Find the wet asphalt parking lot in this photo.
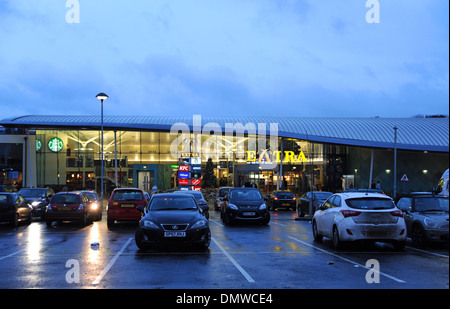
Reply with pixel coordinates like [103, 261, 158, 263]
[0, 209, 448, 290]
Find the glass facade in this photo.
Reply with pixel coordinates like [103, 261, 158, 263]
[0, 128, 439, 197]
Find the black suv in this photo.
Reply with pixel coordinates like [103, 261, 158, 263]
[18, 187, 54, 220]
[221, 188, 270, 225]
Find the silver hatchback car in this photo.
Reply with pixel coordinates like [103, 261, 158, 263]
[396, 193, 449, 246]
[312, 192, 407, 250]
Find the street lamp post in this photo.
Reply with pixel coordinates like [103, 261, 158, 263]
[393, 126, 398, 198]
[96, 93, 108, 204]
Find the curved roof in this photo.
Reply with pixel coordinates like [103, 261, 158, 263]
[0, 115, 448, 152]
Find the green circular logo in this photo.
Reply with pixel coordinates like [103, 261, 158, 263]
[48, 137, 63, 152]
[36, 139, 42, 152]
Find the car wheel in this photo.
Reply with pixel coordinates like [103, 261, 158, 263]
[199, 228, 211, 251]
[332, 226, 342, 249]
[135, 227, 151, 251]
[412, 224, 426, 247]
[46, 219, 53, 227]
[312, 221, 323, 242]
[10, 213, 18, 228]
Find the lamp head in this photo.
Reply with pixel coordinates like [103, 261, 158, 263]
[96, 93, 109, 101]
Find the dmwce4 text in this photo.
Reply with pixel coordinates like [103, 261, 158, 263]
[221, 293, 273, 304]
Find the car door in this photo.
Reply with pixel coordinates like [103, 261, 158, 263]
[17, 194, 30, 220]
[322, 196, 341, 237]
[397, 197, 413, 233]
[316, 195, 335, 237]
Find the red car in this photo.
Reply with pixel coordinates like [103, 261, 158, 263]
[107, 188, 148, 227]
[46, 191, 94, 227]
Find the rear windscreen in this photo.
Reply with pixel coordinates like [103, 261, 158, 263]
[112, 190, 143, 201]
[52, 194, 80, 204]
[346, 198, 395, 210]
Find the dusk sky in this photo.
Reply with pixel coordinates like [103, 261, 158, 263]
[0, 0, 448, 120]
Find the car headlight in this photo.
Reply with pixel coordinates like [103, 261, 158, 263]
[143, 220, 159, 229]
[228, 204, 238, 210]
[32, 201, 41, 207]
[91, 203, 98, 210]
[423, 217, 436, 228]
[191, 220, 207, 229]
[259, 203, 267, 210]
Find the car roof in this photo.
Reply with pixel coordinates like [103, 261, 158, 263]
[336, 192, 392, 199]
[113, 187, 143, 191]
[153, 193, 194, 198]
[55, 191, 83, 195]
[229, 187, 259, 191]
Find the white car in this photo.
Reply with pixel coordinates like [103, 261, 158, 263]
[312, 192, 407, 250]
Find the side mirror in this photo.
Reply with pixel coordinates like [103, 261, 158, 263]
[264, 197, 268, 201]
[202, 205, 209, 211]
[136, 205, 145, 213]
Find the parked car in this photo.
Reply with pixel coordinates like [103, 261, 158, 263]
[76, 190, 102, 221]
[107, 188, 148, 227]
[312, 192, 406, 250]
[18, 187, 54, 220]
[0, 192, 33, 227]
[436, 169, 449, 196]
[297, 191, 333, 217]
[343, 188, 385, 194]
[395, 192, 449, 246]
[221, 188, 270, 225]
[267, 190, 297, 211]
[135, 193, 211, 250]
[172, 190, 209, 219]
[214, 187, 231, 211]
[45, 191, 94, 227]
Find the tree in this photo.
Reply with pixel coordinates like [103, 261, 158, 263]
[202, 158, 217, 188]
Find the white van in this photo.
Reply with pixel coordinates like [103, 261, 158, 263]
[436, 169, 449, 196]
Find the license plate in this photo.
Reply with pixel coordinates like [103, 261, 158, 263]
[58, 206, 72, 211]
[282, 203, 290, 206]
[367, 231, 387, 238]
[243, 212, 255, 216]
[121, 204, 135, 208]
[164, 231, 186, 237]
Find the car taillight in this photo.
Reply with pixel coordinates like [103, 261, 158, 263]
[390, 210, 403, 218]
[292, 197, 296, 200]
[340, 210, 361, 218]
[274, 197, 278, 200]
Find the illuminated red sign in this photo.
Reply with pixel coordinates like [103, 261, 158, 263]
[179, 165, 189, 172]
[178, 179, 189, 185]
[192, 186, 201, 191]
[191, 179, 201, 186]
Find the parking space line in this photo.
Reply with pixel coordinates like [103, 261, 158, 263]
[406, 246, 449, 258]
[92, 237, 133, 285]
[211, 237, 255, 283]
[209, 219, 224, 227]
[0, 249, 26, 261]
[288, 236, 406, 283]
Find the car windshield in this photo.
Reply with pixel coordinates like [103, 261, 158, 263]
[275, 191, 294, 198]
[0, 194, 10, 205]
[112, 190, 143, 201]
[414, 197, 449, 212]
[18, 188, 46, 198]
[174, 191, 204, 201]
[230, 190, 262, 200]
[51, 194, 80, 204]
[218, 188, 229, 197]
[313, 192, 332, 200]
[346, 198, 395, 210]
[83, 192, 98, 201]
[149, 196, 198, 211]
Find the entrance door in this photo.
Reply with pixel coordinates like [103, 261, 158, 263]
[138, 171, 155, 192]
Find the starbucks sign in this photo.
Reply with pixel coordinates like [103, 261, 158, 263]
[48, 137, 63, 152]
